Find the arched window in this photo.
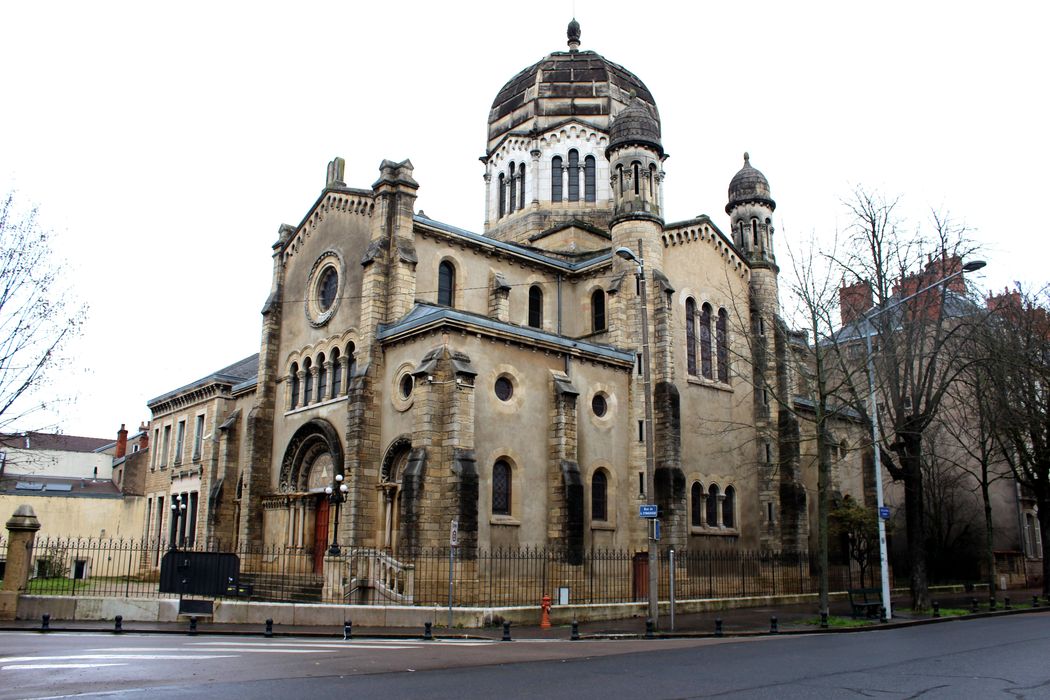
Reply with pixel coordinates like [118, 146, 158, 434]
[649, 164, 657, 200]
[317, 352, 327, 402]
[528, 285, 543, 328]
[691, 482, 703, 527]
[438, 261, 455, 307]
[632, 161, 641, 195]
[700, 303, 713, 379]
[717, 308, 729, 383]
[519, 162, 526, 209]
[592, 470, 608, 521]
[498, 173, 506, 218]
[551, 156, 563, 202]
[508, 162, 517, 213]
[723, 486, 736, 528]
[707, 483, 720, 527]
[686, 298, 697, 375]
[302, 357, 313, 404]
[584, 155, 596, 202]
[492, 460, 511, 516]
[289, 363, 300, 410]
[346, 342, 357, 390]
[591, 289, 606, 332]
[568, 150, 580, 201]
[330, 348, 342, 397]
[616, 164, 625, 194]
[752, 219, 759, 246]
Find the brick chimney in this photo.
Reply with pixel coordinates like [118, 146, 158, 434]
[115, 424, 128, 458]
[138, 421, 150, 451]
[840, 279, 873, 326]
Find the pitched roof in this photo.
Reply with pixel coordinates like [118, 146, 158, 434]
[0, 432, 112, 453]
[147, 354, 260, 407]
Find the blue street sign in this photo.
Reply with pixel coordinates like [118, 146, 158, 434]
[652, 519, 661, 541]
[879, 506, 891, 520]
[639, 504, 658, 518]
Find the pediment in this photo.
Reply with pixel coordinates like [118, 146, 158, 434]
[527, 220, 610, 255]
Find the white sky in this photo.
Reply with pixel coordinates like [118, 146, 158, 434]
[1, 1, 1046, 439]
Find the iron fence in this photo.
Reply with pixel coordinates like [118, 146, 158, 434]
[1, 536, 883, 608]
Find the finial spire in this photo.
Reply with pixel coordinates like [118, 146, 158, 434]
[567, 18, 581, 51]
[743, 152, 750, 165]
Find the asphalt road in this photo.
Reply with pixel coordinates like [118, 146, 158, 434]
[3, 613, 1049, 699]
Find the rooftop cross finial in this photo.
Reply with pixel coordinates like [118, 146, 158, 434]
[743, 152, 750, 165]
[567, 18, 581, 51]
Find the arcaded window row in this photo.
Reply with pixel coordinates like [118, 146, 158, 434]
[287, 342, 357, 410]
[685, 299, 729, 382]
[690, 481, 736, 529]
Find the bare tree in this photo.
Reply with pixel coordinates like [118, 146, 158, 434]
[978, 285, 1050, 595]
[0, 192, 85, 436]
[831, 188, 979, 612]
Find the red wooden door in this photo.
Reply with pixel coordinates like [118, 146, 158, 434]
[314, 498, 330, 574]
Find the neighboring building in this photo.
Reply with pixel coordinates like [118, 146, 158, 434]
[143, 22, 869, 566]
[0, 425, 149, 540]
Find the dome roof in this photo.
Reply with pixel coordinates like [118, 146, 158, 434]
[487, 21, 659, 150]
[607, 96, 662, 155]
[726, 152, 775, 213]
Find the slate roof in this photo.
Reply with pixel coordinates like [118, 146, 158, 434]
[148, 354, 260, 407]
[0, 432, 112, 453]
[0, 474, 122, 499]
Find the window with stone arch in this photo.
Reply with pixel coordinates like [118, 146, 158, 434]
[498, 173, 506, 218]
[518, 162, 526, 209]
[330, 347, 341, 397]
[723, 485, 736, 528]
[508, 161, 517, 212]
[438, 261, 455, 307]
[492, 459, 512, 516]
[528, 285, 543, 328]
[717, 308, 729, 383]
[302, 357, 313, 404]
[289, 362, 300, 410]
[700, 303, 713, 379]
[591, 288, 606, 333]
[691, 481, 703, 527]
[685, 298, 697, 375]
[707, 483, 720, 527]
[751, 219, 759, 247]
[632, 161, 641, 195]
[317, 352, 327, 402]
[649, 163, 657, 200]
[584, 155, 596, 202]
[591, 469, 608, 521]
[345, 341, 357, 393]
[567, 149, 580, 201]
[551, 155, 563, 202]
[616, 164, 625, 194]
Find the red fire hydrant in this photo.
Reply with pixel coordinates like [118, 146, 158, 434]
[540, 594, 552, 629]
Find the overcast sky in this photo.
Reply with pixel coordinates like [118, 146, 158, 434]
[1, 1, 1046, 439]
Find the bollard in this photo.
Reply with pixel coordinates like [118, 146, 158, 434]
[570, 618, 579, 641]
[424, 621, 433, 641]
[645, 618, 654, 639]
[714, 618, 723, 637]
[264, 618, 273, 638]
[41, 613, 50, 632]
[1005, 597, 1012, 610]
[769, 616, 778, 634]
[989, 596, 997, 611]
[819, 611, 828, 629]
[879, 606, 888, 624]
[971, 597, 979, 613]
[932, 601, 940, 618]
[1033, 595, 1040, 608]
[343, 621, 352, 640]
[114, 615, 123, 633]
[501, 621, 511, 642]
[188, 616, 198, 636]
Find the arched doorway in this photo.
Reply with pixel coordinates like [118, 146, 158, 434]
[378, 437, 411, 555]
[279, 419, 344, 574]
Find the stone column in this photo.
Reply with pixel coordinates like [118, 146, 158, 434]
[0, 505, 42, 620]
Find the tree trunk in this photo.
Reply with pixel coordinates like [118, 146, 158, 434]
[900, 440, 930, 612]
[1039, 495, 1050, 598]
[980, 475, 996, 598]
[818, 446, 830, 616]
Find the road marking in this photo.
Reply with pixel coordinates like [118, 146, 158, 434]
[3, 663, 128, 670]
[0, 654, 236, 663]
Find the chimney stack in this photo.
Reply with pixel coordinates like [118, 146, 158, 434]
[115, 424, 128, 458]
[840, 279, 873, 326]
[138, 421, 150, 451]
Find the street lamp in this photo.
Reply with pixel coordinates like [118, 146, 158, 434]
[862, 258, 986, 620]
[614, 241, 659, 629]
[325, 473, 349, 555]
[170, 494, 187, 550]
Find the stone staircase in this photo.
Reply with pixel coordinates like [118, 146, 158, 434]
[237, 571, 325, 603]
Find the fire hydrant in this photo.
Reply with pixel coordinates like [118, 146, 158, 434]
[540, 594, 552, 629]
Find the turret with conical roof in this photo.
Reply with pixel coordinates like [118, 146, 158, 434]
[727, 152, 776, 268]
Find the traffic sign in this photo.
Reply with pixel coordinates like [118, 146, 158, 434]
[450, 518, 459, 546]
[639, 504, 658, 518]
[878, 507, 890, 520]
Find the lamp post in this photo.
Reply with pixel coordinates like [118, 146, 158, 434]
[861, 258, 986, 620]
[614, 240, 659, 629]
[169, 494, 187, 550]
[325, 473, 349, 556]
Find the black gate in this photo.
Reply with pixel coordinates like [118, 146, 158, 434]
[159, 550, 242, 597]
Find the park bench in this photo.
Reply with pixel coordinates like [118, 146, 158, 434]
[847, 587, 882, 619]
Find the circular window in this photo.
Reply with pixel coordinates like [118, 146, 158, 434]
[494, 376, 513, 401]
[399, 374, 414, 400]
[592, 393, 608, 417]
[317, 266, 338, 312]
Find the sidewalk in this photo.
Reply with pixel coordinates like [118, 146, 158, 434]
[3, 589, 1046, 641]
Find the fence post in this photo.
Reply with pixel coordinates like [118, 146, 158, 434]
[1, 505, 42, 620]
[668, 548, 676, 632]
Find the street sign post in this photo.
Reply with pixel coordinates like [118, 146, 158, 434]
[878, 506, 890, 520]
[639, 504, 658, 518]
